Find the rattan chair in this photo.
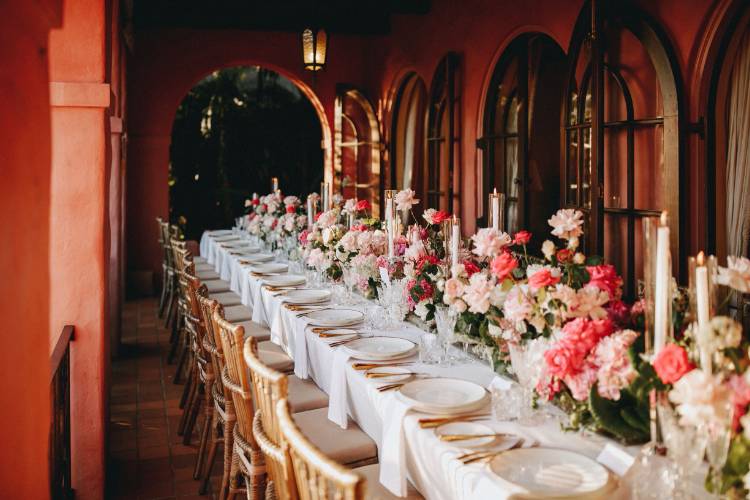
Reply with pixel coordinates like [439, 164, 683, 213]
[242, 336, 377, 500]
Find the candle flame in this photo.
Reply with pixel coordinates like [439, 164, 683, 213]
[697, 251, 705, 266]
[659, 210, 668, 226]
[493, 187, 497, 195]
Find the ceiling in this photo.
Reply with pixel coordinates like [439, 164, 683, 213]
[132, 0, 431, 35]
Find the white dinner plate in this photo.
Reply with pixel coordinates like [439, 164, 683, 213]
[489, 448, 610, 498]
[364, 366, 414, 383]
[435, 421, 520, 449]
[397, 378, 489, 415]
[283, 289, 331, 305]
[344, 337, 416, 361]
[250, 263, 288, 274]
[242, 254, 274, 264]
[304, 308, 364, 327]
[209, 230, 234, 236]
[264, 275, 306, 287]
[214, 235, 240, 242]
[231, 246, 260, 254]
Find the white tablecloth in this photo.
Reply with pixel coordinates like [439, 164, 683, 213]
[199, 231, 708, 500]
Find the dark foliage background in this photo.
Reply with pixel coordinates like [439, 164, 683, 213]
[169, 66, 324, 239]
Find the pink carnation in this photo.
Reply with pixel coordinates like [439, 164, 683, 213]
[586, 264, 623, 300]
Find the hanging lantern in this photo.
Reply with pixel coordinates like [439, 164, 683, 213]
[301, 27, 327, 71]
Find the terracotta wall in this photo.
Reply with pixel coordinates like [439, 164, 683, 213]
[126, 0, 727, 283]
[126, 29, 367, 284]
[0, 1, 62, 496]
[49, 0, 115, 497]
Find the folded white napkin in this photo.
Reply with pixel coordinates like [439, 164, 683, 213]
[251, 284, 269, 326]
[199, 232, 210, 258]
[327, 349, 353, 429]
[379, 393, 413, 497]
[291, 319, 311, 379]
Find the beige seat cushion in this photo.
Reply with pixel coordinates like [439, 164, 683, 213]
[210, 291, 242, 306]
[293, 407, 377, 466]
[195, 262, 214, 272]
[258, 341, 294, 373]
[194, 256, 208, 264]
[237, 321, 271, 341]
[204, 279, 230, 293]
[355, 464, 423, 499]
[197, 269, 222, 281]
[224, 304, 253, 322]
[288, 376, 328, 413]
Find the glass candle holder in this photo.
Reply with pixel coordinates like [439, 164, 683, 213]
[688, 251, 718, 373]
[487, 189, 505, 231]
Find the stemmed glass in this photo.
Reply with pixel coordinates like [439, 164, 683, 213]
[434, 306, 457, 365]
[341, 266, 358, 305]
[706, 400, 733, 498]
[657, 399, 708, 499]
[508, 341, 546, 425]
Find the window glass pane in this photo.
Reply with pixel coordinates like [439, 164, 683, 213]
[582, 126, 592, 208]
[505, 137, 519, 198]
[604, 69, 628, 123]
[566, 129, 578, 205]
[506, 199, 519, 236]
[505, 96, 519, 133]
[604, 213, 629, 292]
[603, 128, 628, 209]
[633, 125, 664, 210]
[494, 58, 519, 133]
[568, 90, 579, 125]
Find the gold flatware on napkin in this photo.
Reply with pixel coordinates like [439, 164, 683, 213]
[418, 414, 490, 429]
[327, 336, 362, 347]
[351, 362, 413, 371]
[376, 383, 404, 392]
[365, 371, 422, 379]
[459, 440, 527, 464]
[438, 432, 509, 442]
[317, 331, 358, 338]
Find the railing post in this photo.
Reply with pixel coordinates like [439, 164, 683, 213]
[49, 325, 75, 500]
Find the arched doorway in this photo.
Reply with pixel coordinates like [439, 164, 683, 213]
[334, 85, 382, 214]
[563, 1, 682, 297]
[389, 72, 428, 215]
[169, 66, 325, 239]
[477, 34, 566, 243]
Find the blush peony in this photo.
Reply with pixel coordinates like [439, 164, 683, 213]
[548, 208, 584, 241]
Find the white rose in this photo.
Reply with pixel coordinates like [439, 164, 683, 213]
[451, 299, 467, 313]
[542, 240, 555, 261]
[573, 252, 585, 264]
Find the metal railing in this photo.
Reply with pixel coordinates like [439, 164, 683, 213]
[50, 325, 74, 500]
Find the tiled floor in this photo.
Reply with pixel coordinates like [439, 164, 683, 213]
[108, 298, 221, 499]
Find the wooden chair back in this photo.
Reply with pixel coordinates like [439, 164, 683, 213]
[277, 398, 365, 500]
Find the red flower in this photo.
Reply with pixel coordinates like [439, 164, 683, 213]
[286, 205, 296, 214]
[556, 248, 572, 263]
[314, 212, 322, 222]
[652, 343, 694, 385]
[587, 264, 623, 300]
[298, 229, 310, 245]
[432, 210, 450, 224]
[513, 230, 532, 245]
[605, 300, 630, 327]
[490, 252, 517, 281]
[355, 199, 371, 212]
[416, 255, 439, 271]
[463, 260, 481, 277]
[528, 268, 560, 291]
[252, 198, 260, 206]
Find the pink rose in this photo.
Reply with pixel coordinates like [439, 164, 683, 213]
[443, 278, 465, 301]
[513, 230, 532, 245]
[490, 252, 517, 281]
[355, 199, 371, 212]
[544, 344, 578, 379]
[528, 268, 561, 291]
[653, 343, 694, 385]
[587, 264, 623, 300]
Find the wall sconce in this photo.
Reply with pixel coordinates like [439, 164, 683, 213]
[302, 27, 328, 72]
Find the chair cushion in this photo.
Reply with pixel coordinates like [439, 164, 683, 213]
[288, 376, 328, 413]
[258, 341, 294, 373]
[197, 269, 222, 281]
[195, 262, 214, 272]
[194, 256, 208, 264]
[293, 407, 377, 466]
[224, 304, 253, 322]
[238, 321, 271, 342]
[355, 464, 423, 499]
[210, 291, 243, 307]
[204, 279, 231, 293]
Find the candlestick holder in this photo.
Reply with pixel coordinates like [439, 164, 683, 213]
[487, 190, 505, 231]
[641, 215, 673, 452]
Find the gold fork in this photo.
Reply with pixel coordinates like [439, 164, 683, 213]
[459, 440, 527, 464]
[418, 414, 491, 429]
[352, 362, 413, 371]
[438, 432, 510, 442]
[376, 383, 404, 392]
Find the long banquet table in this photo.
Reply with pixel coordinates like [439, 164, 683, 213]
[199, 230, 708, 500]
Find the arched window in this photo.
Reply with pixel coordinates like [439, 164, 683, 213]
[334, 85, 382, 213]
[564, 1, 682, 297]
[427, 53, 460, 213]
[478, 34, 566, 243]
[390, 73, 428, 208]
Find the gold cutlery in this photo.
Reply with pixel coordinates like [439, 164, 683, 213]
[376, 383, 404, 392]
[295, 308, 330, 318]
[459, 440, 527, 464]
[418, 414, 491, 429]
[351, 362, 413, 371]
[317, 331, 358, 338]
[438, 432, 510, 442]
[311, 326, 340, 333]
[327, 336, 362, 347]
[365, 371, 422, 379]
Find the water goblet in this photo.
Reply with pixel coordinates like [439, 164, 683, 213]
[434, 306, 457, 365]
